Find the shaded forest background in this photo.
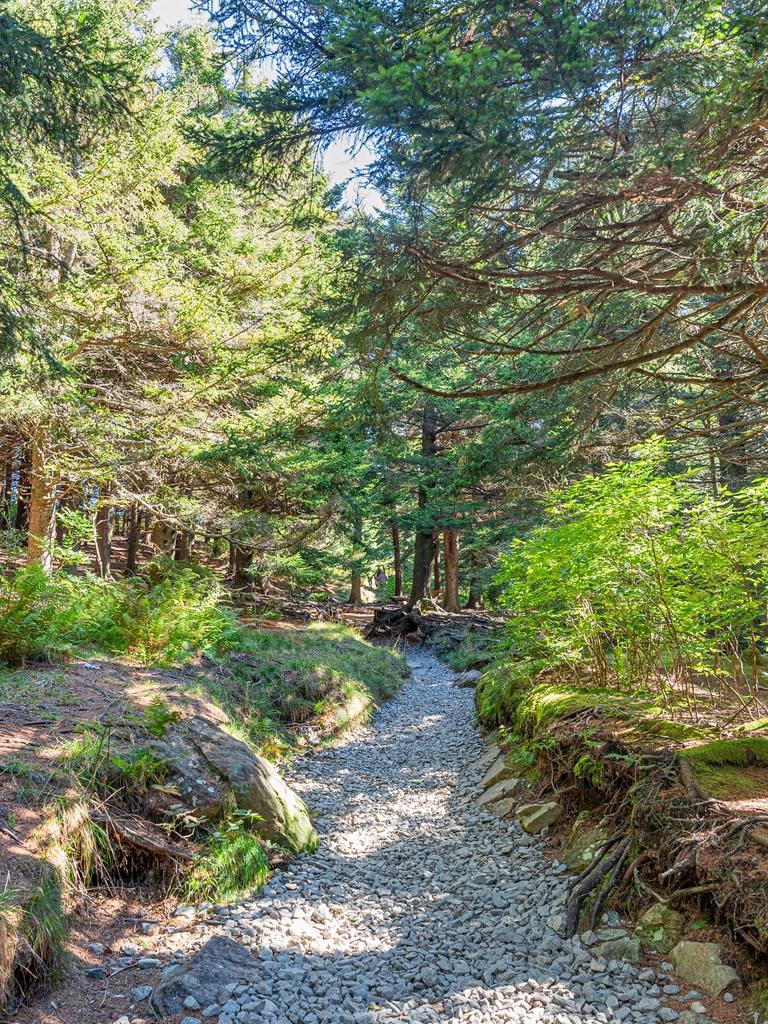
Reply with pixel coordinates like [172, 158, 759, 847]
[1, 0, 768, 700]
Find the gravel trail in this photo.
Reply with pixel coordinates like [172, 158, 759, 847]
[201, 648, 693, 1024]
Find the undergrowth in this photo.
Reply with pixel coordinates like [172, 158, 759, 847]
[0, 561, 240, 666]
[181, 812, 270, 903]
[215, 622, 408, 756]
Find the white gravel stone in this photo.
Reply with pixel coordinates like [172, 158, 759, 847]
[202, 648, 675, 1023]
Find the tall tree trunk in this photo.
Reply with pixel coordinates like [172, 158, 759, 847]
[717, 407, 748, 490]
[125, 503, 140, 575]
[442, 529, 460, 612]
[406, 407, 438, 610]
[175, 530, 193, 562]
[0, 431, 12, 530]
[26, 439, 57, 573]
[392, 525, 402, 597]
[432, 531, 441, 594]
[54, 489, 70, 545]
[95, 489, 113, 579]
[152, 520, 176, 555]
[349, 516, 363, 604]
[233, 545, 253, 593]
[232, 489, 254, 593]
[14, 443, 30, 532]
[465, 550, 483, 609]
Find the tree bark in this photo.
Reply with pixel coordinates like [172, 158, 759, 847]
[125, 503, 140, 575]
[152, 520, 176, 556]
[175, 530, 193, 562]
[233, 545, 253, 592]
[14, 443, 30, 532]
[0, 431, 12, 530]
[406, 407, 439, 610]
[432, 531, 441, 594]
[442, 529, 460, 612]
[392, 525, 402, 597]
[465, 550, 483, 609]
[95, 490, 113, 579]
[349, 515, 363, 604]
[26, 439, 57, 573]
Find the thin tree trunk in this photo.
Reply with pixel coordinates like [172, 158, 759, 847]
[95, 490, 113, 579]
[349, 516, 363, 604]
[233, 545, 253, 592]
[26, 439, 58, 573]
[465, 550, 483, 609]
[125, 503, 140, 575]
[392, 525, 402, 597]
[406, 407, 438, 610]
[55, 489, 70, 545]
[432, 531, 441, 594]
[14, 443, 30, 532]
[175, 530, 193, 561]
[443, 529, 460, 613]
[232, 489, 254, 593]
[1, 434, 13, 530]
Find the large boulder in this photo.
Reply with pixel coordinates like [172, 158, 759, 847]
[151, 936, 257, 1015]
[669, 941, 739, 996]
[185, 716, 318, 853]
[633, 905, 685, 954]
[515, 801, 564, 834]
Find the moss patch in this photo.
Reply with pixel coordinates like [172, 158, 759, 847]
[681, 739, 768, 799]
[681, 738, 768, 768]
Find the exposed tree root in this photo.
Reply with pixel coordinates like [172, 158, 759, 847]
[566, 834, 631, 937]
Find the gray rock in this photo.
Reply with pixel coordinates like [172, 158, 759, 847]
[669, 941, 739, 996]
[180, 1018, 202, 1024]
[131, 984, 153, 1001]
[454, 669, 482, 689]
[151, 937, 257, 1016]
[515, 801, 564, 834]
[676, 1013, 712, 1024]
[481, 756, 516, 789]
[595, 938, 643, 963]
[562, 825, 610, 873]
[185, 716, 318, 853]
[477, 777, 525, 807]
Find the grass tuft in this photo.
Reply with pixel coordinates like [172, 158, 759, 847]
[181, 813, 271, 903]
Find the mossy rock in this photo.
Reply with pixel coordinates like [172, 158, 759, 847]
[563, 824, 611, 873]
[633, 905, 685, 954]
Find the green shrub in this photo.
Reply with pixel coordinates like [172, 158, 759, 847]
[495, 441, 768, 701]
[0, 562, 240, 666]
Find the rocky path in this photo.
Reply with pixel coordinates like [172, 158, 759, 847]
[170, 649, 702, 1024]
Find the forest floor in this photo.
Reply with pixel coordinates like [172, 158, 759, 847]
[1, 608, 765, 1024]
[6, 646, 752, 1024]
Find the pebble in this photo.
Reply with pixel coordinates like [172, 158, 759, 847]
[181, 648, 686, 1023]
